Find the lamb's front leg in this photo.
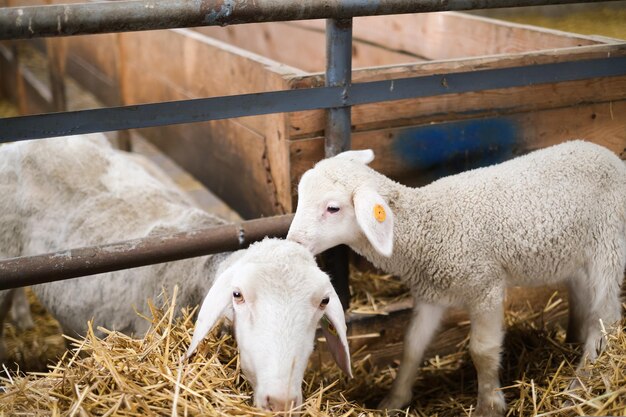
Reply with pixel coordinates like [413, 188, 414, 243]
[379, 302, 446, 410]
[470, 304, 506, 417]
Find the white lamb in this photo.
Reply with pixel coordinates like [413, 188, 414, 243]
[0, 134, 351, 411]
[287, 140, 626, 416]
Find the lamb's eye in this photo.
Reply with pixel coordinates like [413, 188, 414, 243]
[327, 206, 340, 214]
[233, 291, 244, 303]
[320, 297, 330, 308]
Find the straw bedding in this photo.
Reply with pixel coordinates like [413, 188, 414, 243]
[1, 276, 624, 416]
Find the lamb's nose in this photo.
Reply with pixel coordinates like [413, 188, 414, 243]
[265, 394, 298, 412]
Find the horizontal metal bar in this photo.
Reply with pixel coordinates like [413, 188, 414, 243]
[0, 214, 293, 290]
[0, 0, 618, 41]
[2, 55, 625, 142]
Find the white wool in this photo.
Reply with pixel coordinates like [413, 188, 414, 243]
[288, 140, 626, 415]
[0, 135, 351, 411]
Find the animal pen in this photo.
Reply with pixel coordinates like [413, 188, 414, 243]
[0, 0, 626, 414]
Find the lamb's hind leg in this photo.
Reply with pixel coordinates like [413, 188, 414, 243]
[378, 302, 446, 410]
[579, 256, 624, 366]
[470, 303, 506, 417]
[565, 273, 589, 345]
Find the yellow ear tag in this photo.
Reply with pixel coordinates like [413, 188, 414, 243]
[374, 204, 386, 223]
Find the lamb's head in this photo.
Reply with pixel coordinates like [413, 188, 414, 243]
[287, 149, 394, 257]
[185, 238, 351, 411]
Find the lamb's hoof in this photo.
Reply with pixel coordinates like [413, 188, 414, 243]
[562, 374, 587, 408]
[378, 390, 412, 411]
[474, 392, 506, 417]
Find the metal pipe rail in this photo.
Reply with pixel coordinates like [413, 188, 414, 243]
[0, 0, 621, 40]
[0, 214, 293, 290]
[2, 54, 625, 142]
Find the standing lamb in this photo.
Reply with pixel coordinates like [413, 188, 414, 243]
[0, 134, 351, 411]
[287, 140, 626, 416]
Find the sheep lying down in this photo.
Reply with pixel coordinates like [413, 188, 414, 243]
[0, 135, 351, 411]
[288, 140, 626, 417]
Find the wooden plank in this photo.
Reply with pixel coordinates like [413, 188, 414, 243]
[118, 28, 299, 216]
[261, 75, 294, 214]
[28, 1, 122, 106]
[119, 28, 304, 135]
[129, 132, 243, 223]
[14, 56, 52, 115]
[287, 44, 626, 138]
[195, 21, 424, 73]
[293, 12, 602, 62]
[0, 43, 19, 106]
[45, 37, 67, 111]
[289, 100, 626, 201]
[63, 33, 122, 106]
[136, 118, 283, 219]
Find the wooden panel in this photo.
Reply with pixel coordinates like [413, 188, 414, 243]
[118, 28, 299, 216]
[0, 43, 19, 105]
[40, 0, 121, 105]
[119, 28, 303, 135]
[63, 34, 121, 106]
[137, 118, 281, 219]
[45, 37, 68, 111]
[261, 74, 295, 214]
[195, 22, 424, 73]
[287, 44, 626, 138]
[130, 133, 243, 223]
[289, 100, 626, 201]
[294, 12, 602, 61]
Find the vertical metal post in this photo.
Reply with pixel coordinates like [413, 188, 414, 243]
[325, 18, 352, 156]
[323, 18, 353, 309]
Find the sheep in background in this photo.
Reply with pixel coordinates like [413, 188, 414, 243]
[287, 141, 626, 417]
[0, 133, 225, 337]
[0, 135, 351, 411]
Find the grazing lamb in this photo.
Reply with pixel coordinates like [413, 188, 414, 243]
[287, 141, 626, 416]
[0, 134, 351, 410]
[185, 238, 352, 410]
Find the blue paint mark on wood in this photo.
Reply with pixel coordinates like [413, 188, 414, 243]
[393, 117, 519, 181]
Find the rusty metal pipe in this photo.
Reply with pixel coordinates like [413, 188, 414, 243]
[0, 0, 620, 40]
[0, 214, 293, 290]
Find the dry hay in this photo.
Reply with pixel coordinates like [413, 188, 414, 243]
[2, 289, 66, 373]
[0, 282, 625, 416]
[0, 99, 18, 118]
[348, 268, 408, 315]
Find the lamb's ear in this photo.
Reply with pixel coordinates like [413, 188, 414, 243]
[333, 149, 374, 165]
[320, 286, 352, 378]
[353, 187, 394, 257]
[184, 267, 234, 359]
